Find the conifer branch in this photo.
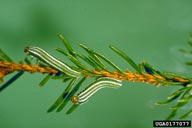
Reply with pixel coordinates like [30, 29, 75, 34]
[0, 33, 192, 119]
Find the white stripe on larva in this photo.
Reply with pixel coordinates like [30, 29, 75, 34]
[79, 80, 121, 99]
[97, 77, 122, 83]
[25, 46, 81, 77]
[27, 47, 75, 75]
[79, 77, 121, 96]
[78, 81, 121, 103]
[28, 47, 68, 71]
[76, 77, 122, 104]
[29, 47, 72, 70]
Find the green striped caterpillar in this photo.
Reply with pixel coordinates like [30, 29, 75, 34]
[71, 77, 122, 104]
[24, 46, 81, 77]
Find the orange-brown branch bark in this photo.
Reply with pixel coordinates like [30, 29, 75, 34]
[0, 61, 58, 82]
[0, 61, 190, 86]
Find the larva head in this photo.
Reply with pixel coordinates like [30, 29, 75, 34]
[71, 96, 79, 104]
[24, 47, 29, 53]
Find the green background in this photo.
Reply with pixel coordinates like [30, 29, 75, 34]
[1, 0, 192, 128]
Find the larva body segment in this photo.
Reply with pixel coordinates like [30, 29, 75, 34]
[72, 77, 122, 104]
[24, 46, 81, 77]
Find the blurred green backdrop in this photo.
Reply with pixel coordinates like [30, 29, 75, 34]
[1, 0, 192, 128]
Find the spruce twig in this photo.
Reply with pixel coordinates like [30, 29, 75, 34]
[0, 34, 192, 120]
